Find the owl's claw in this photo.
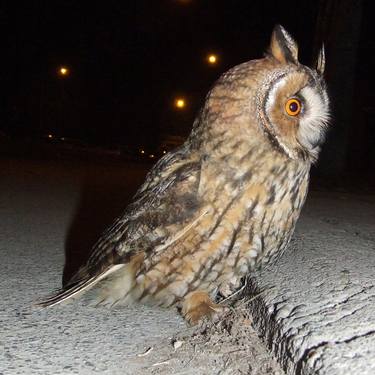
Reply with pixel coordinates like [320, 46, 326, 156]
[181, 290, 226, 325]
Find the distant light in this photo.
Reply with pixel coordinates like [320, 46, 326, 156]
[48, 134, 53, 139]
[140, 149, 145, 154]
[163, 150, 167, 154]
[149, 154, 155, 158]
[175, 98, 186, 109]
[58, 66, 69, 76]
[207, 54, 218, 64]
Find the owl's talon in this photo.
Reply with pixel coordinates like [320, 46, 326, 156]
[181, 290, 226, 325]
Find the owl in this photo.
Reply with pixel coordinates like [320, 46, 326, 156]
[37, 25, 330, 325]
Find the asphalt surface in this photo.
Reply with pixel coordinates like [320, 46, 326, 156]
[0, 158, 283, 375]
[247, 191, 375, 375]
[1, 157, 374, 374]
[0, 158, 186, 374]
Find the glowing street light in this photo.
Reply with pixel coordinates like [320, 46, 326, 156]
[207, 54, 218, 65]
[58, 66, 69, 77]
[175, 98, 186, 109]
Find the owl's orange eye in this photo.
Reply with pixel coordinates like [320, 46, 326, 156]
[285, 98, 302, 116]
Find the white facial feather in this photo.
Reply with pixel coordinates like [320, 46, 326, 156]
[265, 77, 286, 113]
[298, 86, 330, 159]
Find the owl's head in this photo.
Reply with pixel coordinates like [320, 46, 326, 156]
[201, 25, 330, 163]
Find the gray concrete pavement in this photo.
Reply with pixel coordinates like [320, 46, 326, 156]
[0, 158, 283, 375]
[0, 158, 184, 374]
[248, 192, 375, 374]
[1, 157, 374, 374]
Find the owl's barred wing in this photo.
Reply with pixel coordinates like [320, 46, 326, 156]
[35, 147, 202, 307]
[68, 145, 202, 285]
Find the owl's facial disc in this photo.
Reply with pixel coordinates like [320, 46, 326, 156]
[261, 68, 329, 161]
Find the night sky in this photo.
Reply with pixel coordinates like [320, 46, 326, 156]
[1, 1, 375, 181]
[2, 1, 320, 148]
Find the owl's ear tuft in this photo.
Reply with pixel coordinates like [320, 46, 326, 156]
[315, 43, 325, 75]
[269, 25, 299, 65]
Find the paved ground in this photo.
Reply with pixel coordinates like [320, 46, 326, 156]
[0, 158, 283, 375]
[1, 157, 374, 374]
[247, 191, 375, 375]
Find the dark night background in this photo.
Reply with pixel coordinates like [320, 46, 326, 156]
[1, 0, 374, 188]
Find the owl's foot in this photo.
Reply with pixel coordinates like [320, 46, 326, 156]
[181, 290, 225, 325]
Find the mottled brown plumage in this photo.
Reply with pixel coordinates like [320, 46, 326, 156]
[37, 25, 330, 325]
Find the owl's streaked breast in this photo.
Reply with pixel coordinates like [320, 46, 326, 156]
[134, 141, 310, 306]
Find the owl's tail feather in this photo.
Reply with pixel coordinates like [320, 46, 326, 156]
[34, 264, 125, 308]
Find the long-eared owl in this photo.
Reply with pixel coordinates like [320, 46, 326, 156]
[37, 25, 330, 325]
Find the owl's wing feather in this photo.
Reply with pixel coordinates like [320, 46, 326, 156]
[82, 145, 202, 275]
[36, 146, 202, 307]
[34, 265, 125, 308]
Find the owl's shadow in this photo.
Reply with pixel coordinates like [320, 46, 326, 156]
[63, 161, 150, 285]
